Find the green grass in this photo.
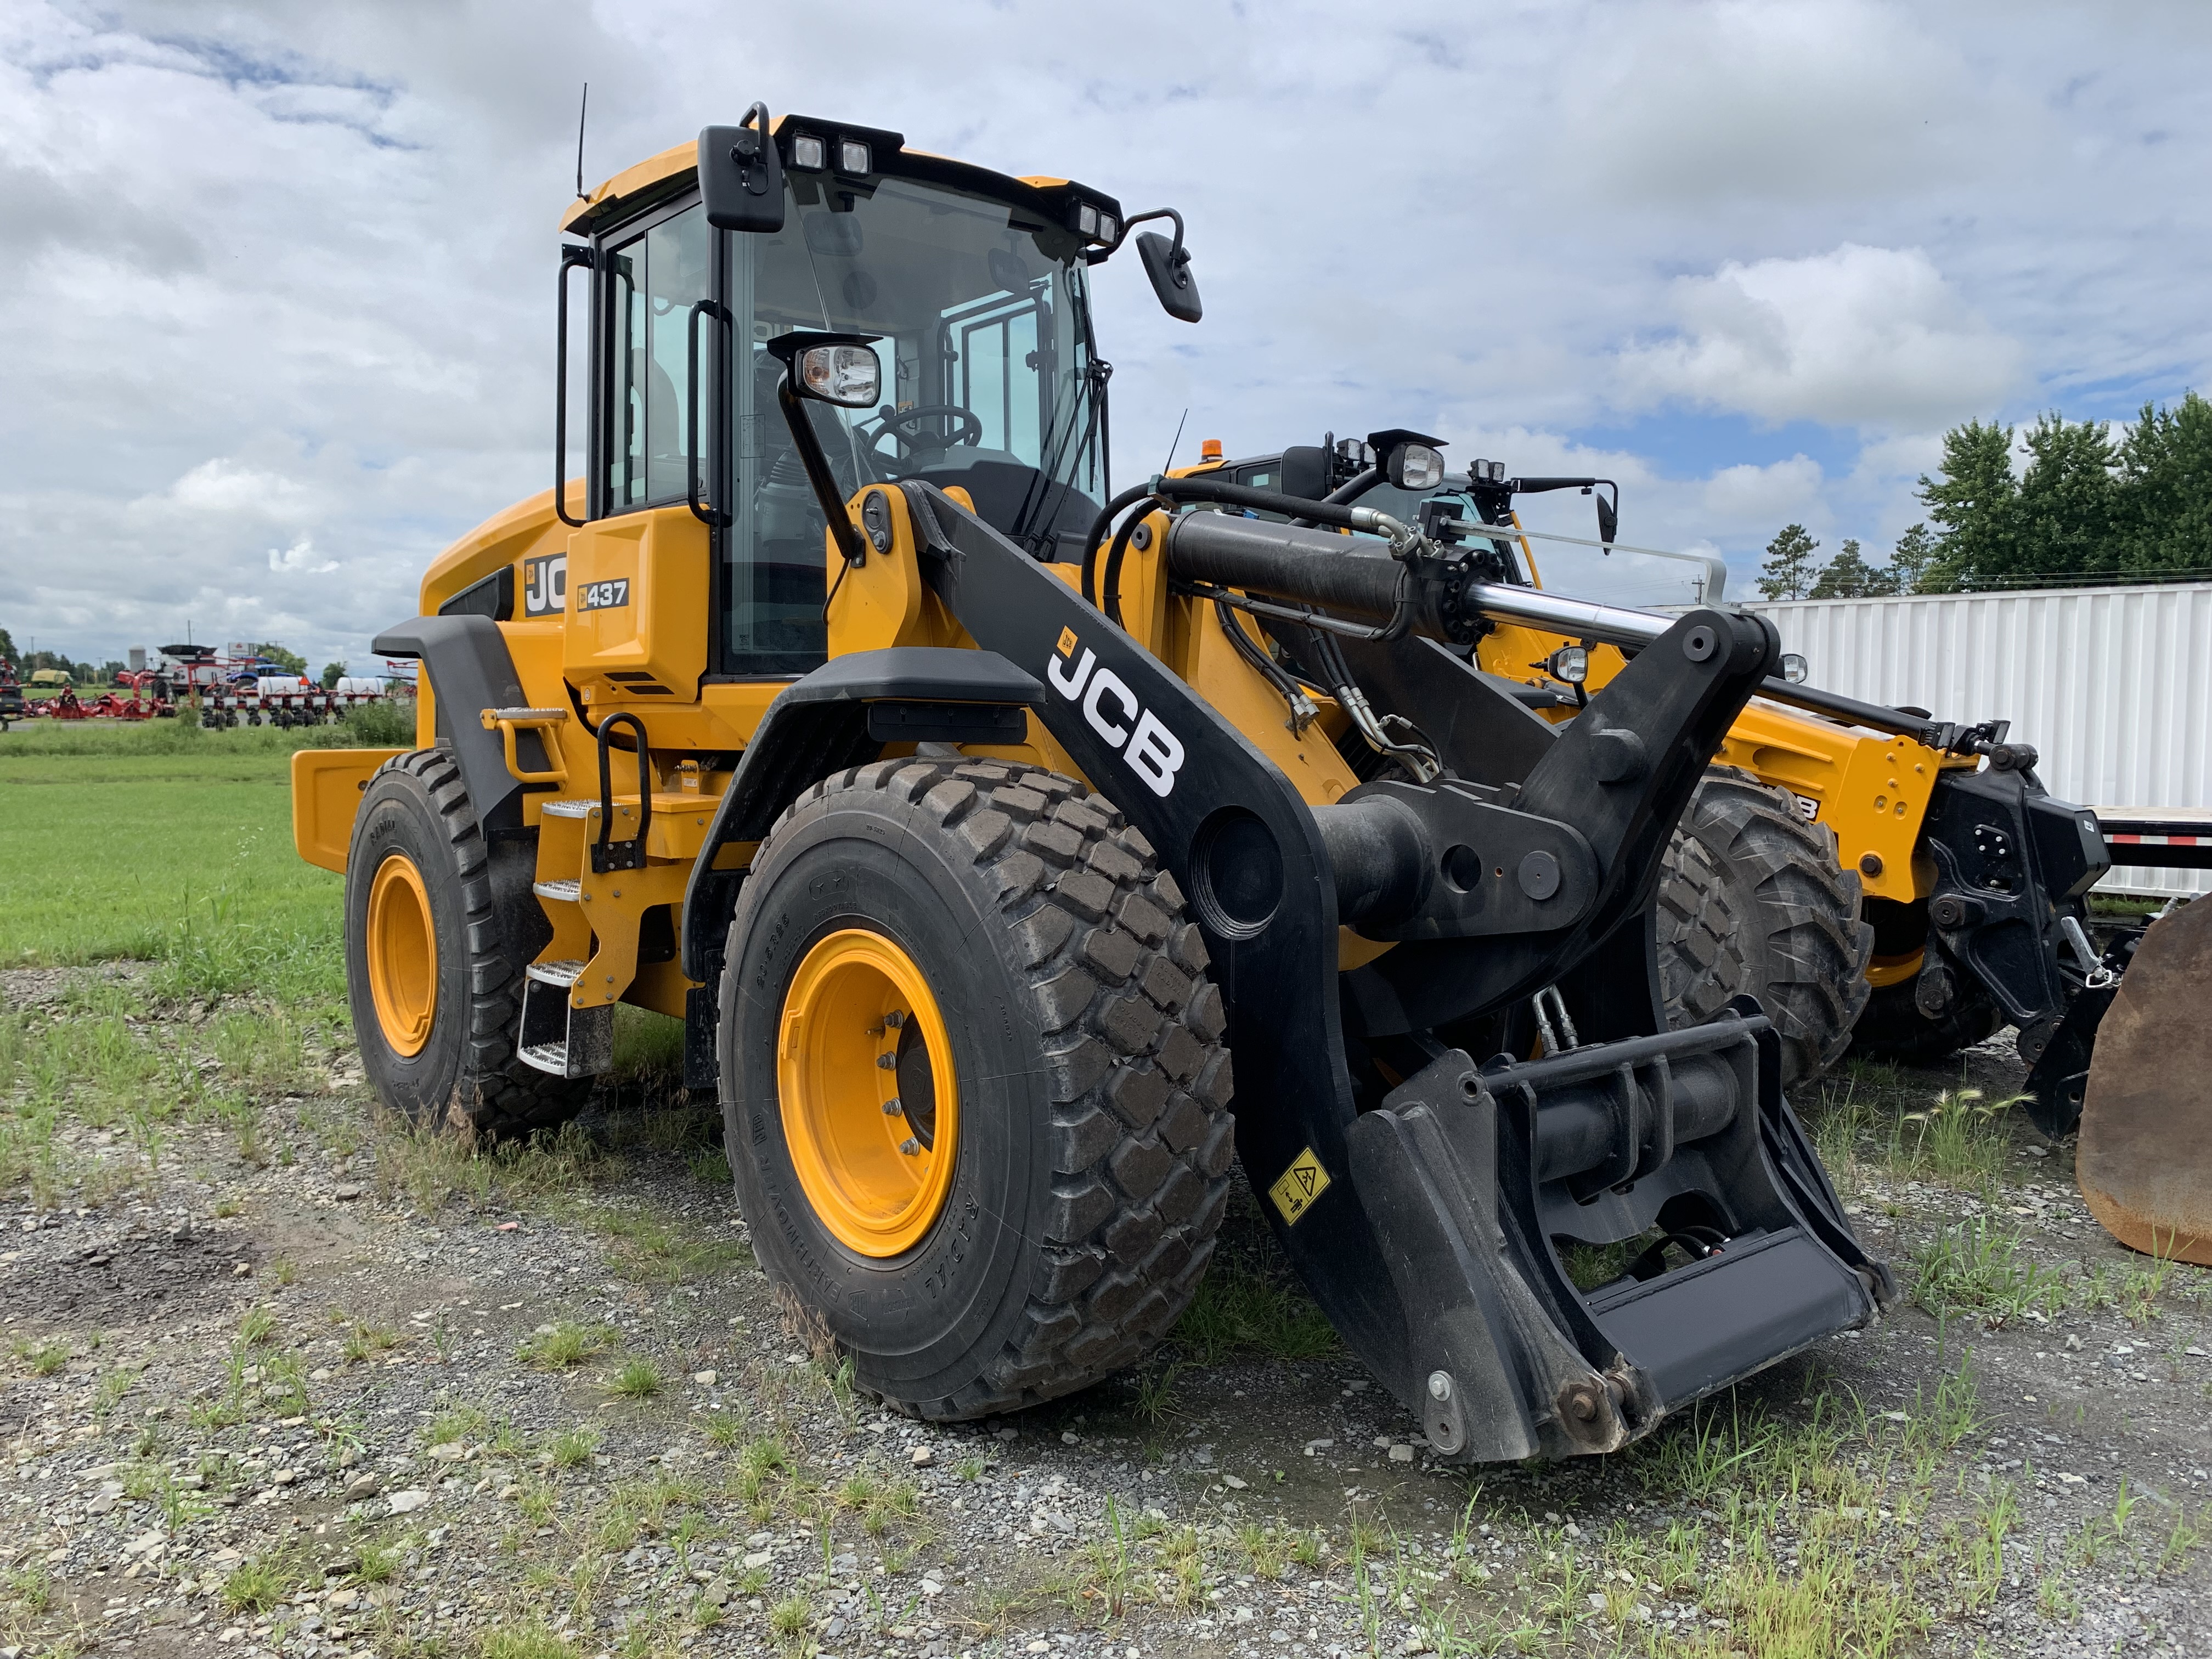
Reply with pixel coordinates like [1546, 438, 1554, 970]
[1169, 1216, 1339, 1364]
[608, 1354, 663, 1399]
[1912, 1217, 2072, 1327]
[0, 722, 345, 1005]
[517, 1320, 608, 1370]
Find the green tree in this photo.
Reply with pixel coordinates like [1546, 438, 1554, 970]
[2115, 390, 2212, 577]
[1809, 538, 1893, 598]
[0, 625, 15, 662]
[1918, 419, 2018, 589]
[2013, 412, 2119, 582]
[1883, 523, 1937, 594]
[1757, 523, 1820, 600]
[250, 641, 308, 676]
[320, 661, 347, 690]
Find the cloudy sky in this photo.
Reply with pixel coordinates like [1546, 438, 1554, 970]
[3, 0, 2206, 669]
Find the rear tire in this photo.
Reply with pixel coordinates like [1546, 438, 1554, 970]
[1656, 767, 1875, 1090]
[345, 748, 586, 1139]
[719, 757, 1235, 1420]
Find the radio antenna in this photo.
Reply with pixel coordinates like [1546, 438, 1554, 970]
[574, 83, 590, 199]
[1161, 408, 1189, 473]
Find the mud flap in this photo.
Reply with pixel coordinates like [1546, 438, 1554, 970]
[2078, 899, 2212, 1264]
[1345, 1011, 1888, 1462]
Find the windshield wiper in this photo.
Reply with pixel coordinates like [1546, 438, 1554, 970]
[1009, 357, 1110, 557]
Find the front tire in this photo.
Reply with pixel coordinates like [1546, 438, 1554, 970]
[345, 748, 584, 1138]
[1656, 767, 1875, 1089]
[719, 757, 1236, 1420]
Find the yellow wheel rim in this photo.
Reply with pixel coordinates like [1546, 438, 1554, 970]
[365, 853, 438, 1057]
[777, 928, 960, 1259]
[1866, 949, 1925, 989]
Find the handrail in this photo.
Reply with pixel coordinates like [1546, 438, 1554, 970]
[554, 244, 595, 529]
[592, 712, 652, 873]
[479, 706, 570, 788]
[686, 298, 732, 527]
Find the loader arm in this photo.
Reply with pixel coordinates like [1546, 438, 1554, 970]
[883, 482, 1887, 1458]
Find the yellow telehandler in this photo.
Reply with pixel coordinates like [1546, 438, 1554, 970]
[292, 109, 1897, 1457]
[1195, 439, 2203, 1259]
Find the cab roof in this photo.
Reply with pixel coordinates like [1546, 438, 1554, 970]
[558, 113, 1120, 239]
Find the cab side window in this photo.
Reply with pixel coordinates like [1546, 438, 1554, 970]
[602, 205, 710, 511]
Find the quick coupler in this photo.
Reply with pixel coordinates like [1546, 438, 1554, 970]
[1346, 1005, 1894, 1463]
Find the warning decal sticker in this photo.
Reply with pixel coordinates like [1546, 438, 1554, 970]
[1268, 1147, 1332, 1226]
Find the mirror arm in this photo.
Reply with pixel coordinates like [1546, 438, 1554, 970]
[1108, 207, 1188, 265]
[554, 242, 595, 529]
[775, 377, 868, 568]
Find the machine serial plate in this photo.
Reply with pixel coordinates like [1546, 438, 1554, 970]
[1268, 1148, 1331, 1226]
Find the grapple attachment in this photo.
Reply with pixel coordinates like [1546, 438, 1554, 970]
[2077, 899, 2212, 1263]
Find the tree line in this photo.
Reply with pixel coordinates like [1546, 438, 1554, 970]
[1758, 391, 2210, 600]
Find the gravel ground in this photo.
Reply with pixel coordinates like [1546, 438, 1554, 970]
[4, 967, 2210, 1658]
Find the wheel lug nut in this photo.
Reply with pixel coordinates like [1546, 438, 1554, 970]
[883, 1099, 902, 1116]
[877, 1053, 897, 1070]
[898, 1138, 921, 1156]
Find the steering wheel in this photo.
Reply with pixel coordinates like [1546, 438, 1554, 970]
[868, 404, 984, 466]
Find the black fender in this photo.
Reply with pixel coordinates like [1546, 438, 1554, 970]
[371, 614, 533, 834]
[676, 646, 1045, 984]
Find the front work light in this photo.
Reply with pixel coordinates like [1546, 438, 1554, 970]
[1388, 442, 1446, 492]
[1779, 652, 1809, 684]
[1546, 646, 1589, 686]
[1077, 204, 1100, 237]
[838, 139, 871, 174]
[1097, 213, 1118, 244]
[790, 133, 826, 170]
[799, 343, 882, 408]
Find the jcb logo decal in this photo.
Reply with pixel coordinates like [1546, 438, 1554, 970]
[1047, 629, 1186, 798]
[522, 554, 566, 617]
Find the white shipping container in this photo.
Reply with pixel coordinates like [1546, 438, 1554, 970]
[1743, 582, 2212, 897]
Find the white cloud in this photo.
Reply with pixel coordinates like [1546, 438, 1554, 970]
[0, 0, 2204, 669]
[167, 460, 315, 520]
[268, 538, 338, 575]
[1700, 456, 1827, 526]
[1616, 245, 2027, 430]
[1556, 0, 1991, 207]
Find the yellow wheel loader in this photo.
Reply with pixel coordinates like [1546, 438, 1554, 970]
[1201, 439, 2205, 1257]
[291, 110, 1894, 1457]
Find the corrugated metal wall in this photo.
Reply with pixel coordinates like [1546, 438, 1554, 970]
[1743, 582, 2212, 898]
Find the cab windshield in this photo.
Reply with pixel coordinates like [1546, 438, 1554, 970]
[726, 175, 1102, 668]
[600, 171, 1108, 675]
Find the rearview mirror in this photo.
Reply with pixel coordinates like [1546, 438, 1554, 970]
[1596, 492, 1618, 546]
[699, 106, 784, 233]
[1277, 445, 1331, 501]
[797, 342, 882, 408]
[1137, 230, 1202, 324]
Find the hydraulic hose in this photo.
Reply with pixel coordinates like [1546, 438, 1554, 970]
[1079, 483, 1160, 607]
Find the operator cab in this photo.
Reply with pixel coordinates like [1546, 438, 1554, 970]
[571, 119, 1130, 678]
